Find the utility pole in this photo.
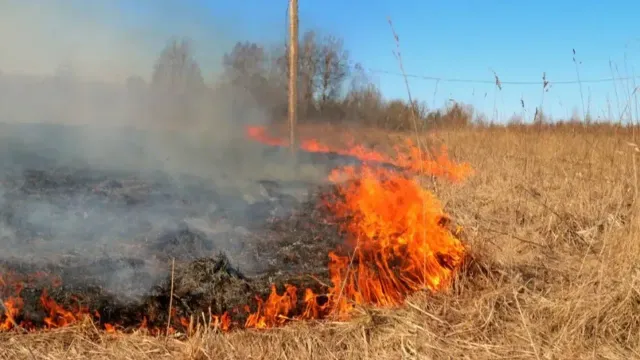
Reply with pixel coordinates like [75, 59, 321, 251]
[288, 0, 298, 155]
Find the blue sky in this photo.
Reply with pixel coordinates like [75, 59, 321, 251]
[1, 1, 639, 122]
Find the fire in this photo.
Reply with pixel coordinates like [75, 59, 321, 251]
[323, 165, 465, 317]
[242, 125, 469, 322]
[0, 296, 23, 330]
[212, 312, 231, 331]
[245, 125, 473, 182]
[40, 290, 89, 328]
[0, 125, 472, 334]
[245, 284, 298, 329]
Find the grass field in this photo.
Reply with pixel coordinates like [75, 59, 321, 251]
[1, 124, 639, 360]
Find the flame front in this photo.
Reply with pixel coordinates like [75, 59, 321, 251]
[323, 165, 465, 318]
[0, 125, 471, 334]
[245, 125, 473, 182]
[243, 126, 469, 325]
[245, 284, 298, 329]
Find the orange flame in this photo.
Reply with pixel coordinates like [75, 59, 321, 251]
[40, 290, 91, 328]
[245, 125, 473, 181]
[0, 125, 472, 334]
[246, 126, 286, 147]
[104, 323, 117, 334]
[227, 126, 470, 326]
[212, 312, 231, 331]
[324, 165, 465, 317]
[245, 284, 298, 329]
[0, 296, 23, 330]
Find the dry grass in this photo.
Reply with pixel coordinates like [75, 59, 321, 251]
[2, 125, 639, 360]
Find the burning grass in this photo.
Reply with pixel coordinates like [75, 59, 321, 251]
[0, 197, 337, 334]
[0, 124, 472, 340]
[2, 125, 639, 359]
[0, 126, 471, 336]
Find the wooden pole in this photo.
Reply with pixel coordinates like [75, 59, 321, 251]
[288, 0, 298, 155]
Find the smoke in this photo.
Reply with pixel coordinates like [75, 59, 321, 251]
[0, 2, 330, 300]
[0, 1, 238, 80]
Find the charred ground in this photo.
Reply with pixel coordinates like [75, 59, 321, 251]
[0, 123, 353, 331]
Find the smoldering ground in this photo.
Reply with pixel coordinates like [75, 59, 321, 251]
[0, 95, 359, 329]
[0, 98, 343, 288]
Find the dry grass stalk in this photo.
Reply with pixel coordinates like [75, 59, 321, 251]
[167, 258, 176, 335]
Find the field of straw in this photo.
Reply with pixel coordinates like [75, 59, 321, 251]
[1, 124, 639, 360]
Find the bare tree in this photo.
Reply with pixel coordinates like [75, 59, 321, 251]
[219, 41, 277, 124]
[298, 31, 320, 117]
[344, 63, 383, 124]
[274, 32, 350, 118]
[151, 38, 204, 96]
[222, 42, 270, 107]
[222, 42, 268, 88]
[271, 30, 320, 119]
[316, 35, 349, 111]
[150, 37, 205, 124]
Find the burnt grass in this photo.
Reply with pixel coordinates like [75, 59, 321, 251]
[0, 122, 426, 332]
[0, 159, 346, 331]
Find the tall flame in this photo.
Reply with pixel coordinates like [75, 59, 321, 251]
[242, 125, 469, 323]
[246, 125, 473, 182]
[323, 165, 465, 318]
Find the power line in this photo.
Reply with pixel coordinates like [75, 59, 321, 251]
[363, 68, 640, 86]
[278, 12, 637, 88]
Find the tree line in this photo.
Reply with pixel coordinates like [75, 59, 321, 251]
[1, 31, 633, 130]
[120, 34, 633, 131]
[130, 33, 478, 131]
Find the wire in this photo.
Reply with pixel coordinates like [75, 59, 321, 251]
[364, 68, 640, 86]
[282, 5, 635, 88]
